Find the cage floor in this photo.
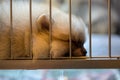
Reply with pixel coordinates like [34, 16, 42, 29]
[85, 34, 120, 57]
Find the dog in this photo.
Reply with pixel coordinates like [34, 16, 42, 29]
[0, 0, 87, 59]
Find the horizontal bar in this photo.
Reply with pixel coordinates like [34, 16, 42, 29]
[1, 56, 120, 60]
[0, 60, 120, 69]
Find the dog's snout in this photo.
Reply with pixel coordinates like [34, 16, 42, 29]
[73, 47, 87, 56]
[82, 47, 87, 56]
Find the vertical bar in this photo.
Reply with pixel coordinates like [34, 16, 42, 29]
[108, 0, 111, 58]
[49, 0, 52, 59]
[69, 0, 72, 58]
[88, 0, 92, 58]
[29, 0, 32, 58]
[10, 0, 13, 59]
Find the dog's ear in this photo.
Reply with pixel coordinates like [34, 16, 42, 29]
[36, 14, 54, 32]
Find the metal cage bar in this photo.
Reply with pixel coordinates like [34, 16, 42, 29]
[10, 0, 13, 59]
[49, 0, 52, 59]
[88, 0, 92, 58]
[0, 60, 120, 69]
[69, 0, 72, 58]
[108, 0, 112, 58]
[29, 0, 33, 59]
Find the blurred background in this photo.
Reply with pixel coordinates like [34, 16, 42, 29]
[0, 69, 120, 80]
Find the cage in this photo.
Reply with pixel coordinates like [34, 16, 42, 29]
[0, 0, 120, 69]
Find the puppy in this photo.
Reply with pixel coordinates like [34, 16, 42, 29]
[0, 1, 87, 59]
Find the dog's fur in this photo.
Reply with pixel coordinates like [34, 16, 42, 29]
[0, 1, 87, 59]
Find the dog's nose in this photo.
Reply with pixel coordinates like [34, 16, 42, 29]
[82, 47, 87, 56]
[73, 48, 87, 56]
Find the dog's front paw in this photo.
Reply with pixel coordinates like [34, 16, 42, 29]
[50, 49, 65, 58]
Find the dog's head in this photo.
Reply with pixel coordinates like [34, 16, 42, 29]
[36, 10, 87, 57]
